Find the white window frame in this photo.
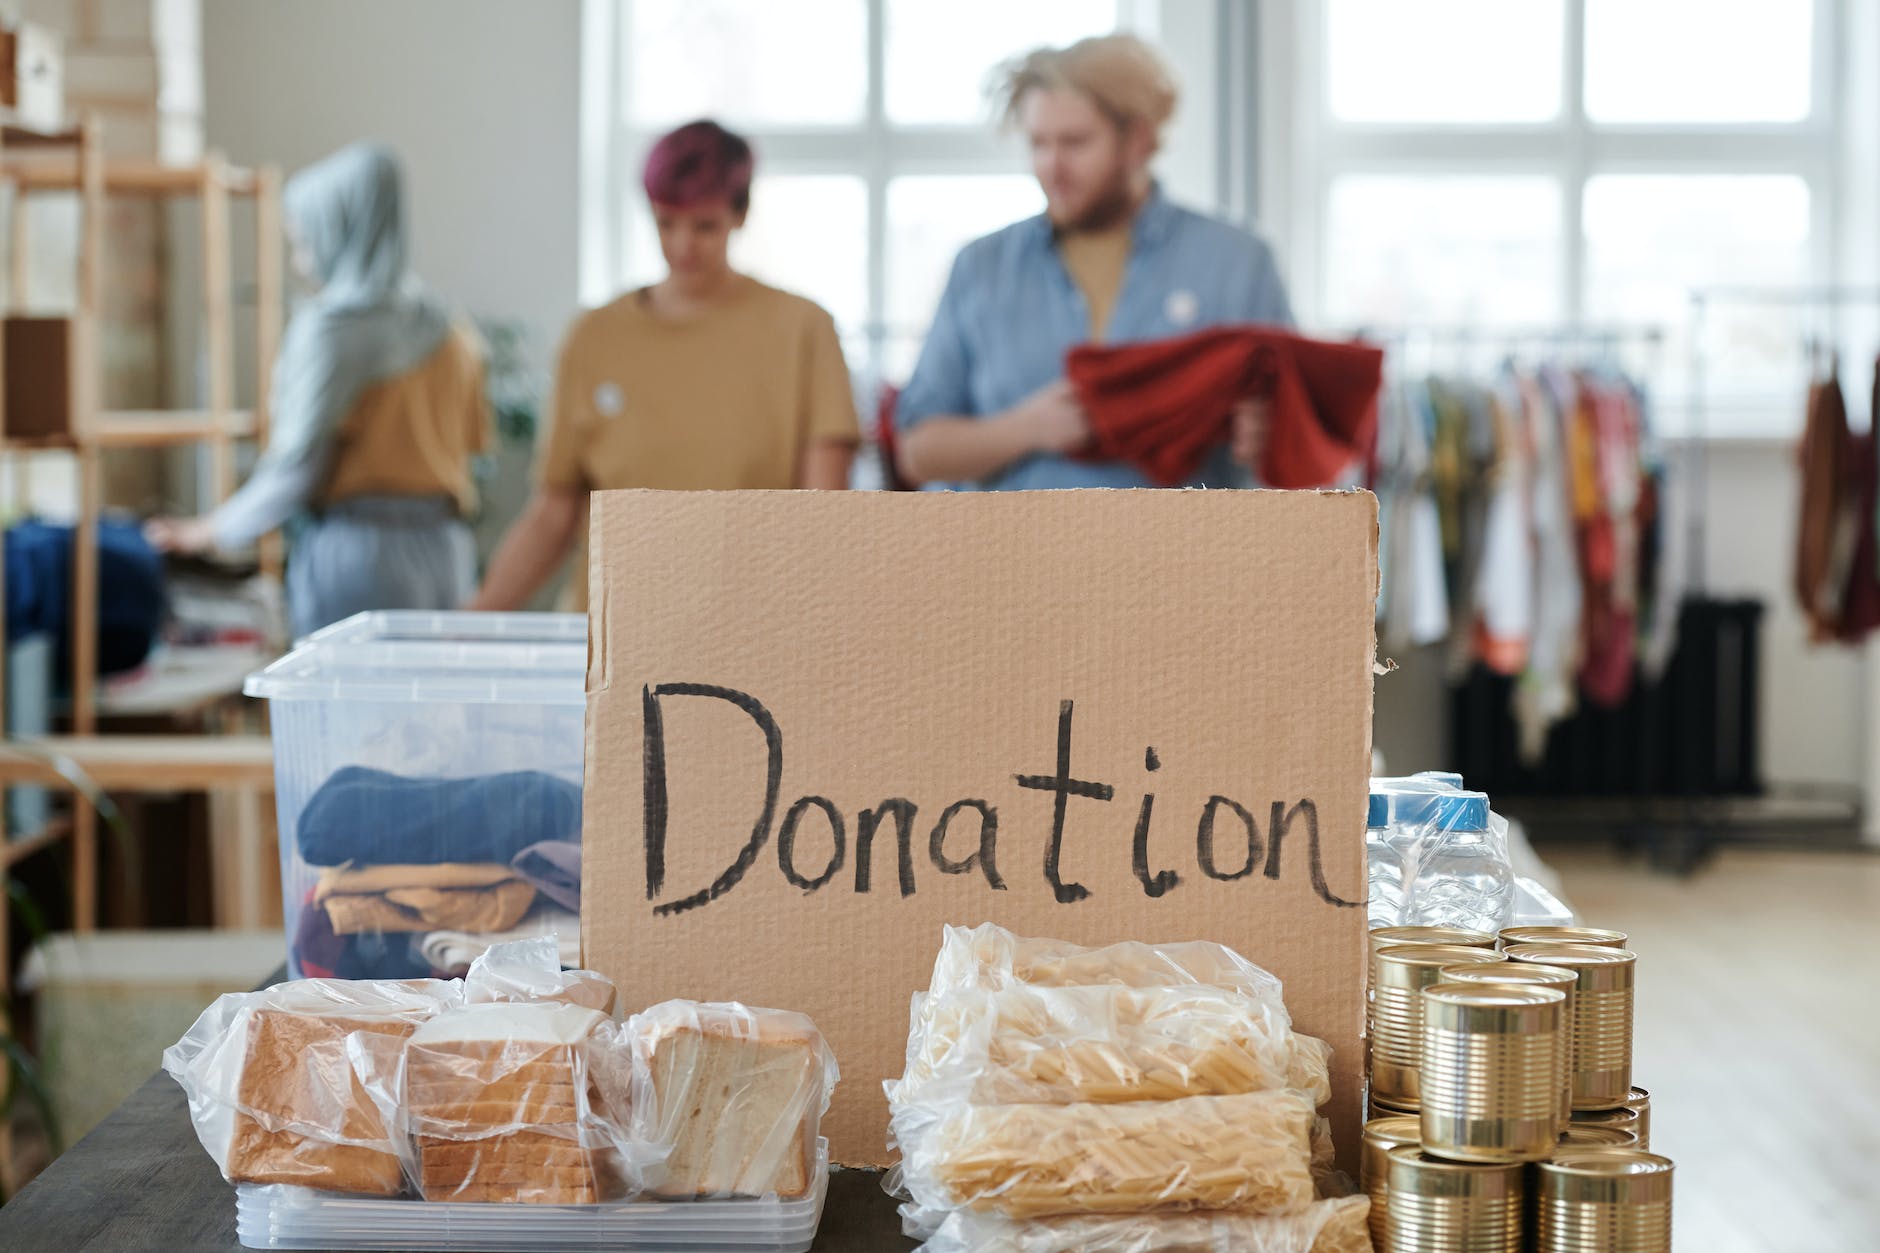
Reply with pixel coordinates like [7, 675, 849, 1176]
[1262, 0, 1844, 431]
[580, 0, 1167, 394]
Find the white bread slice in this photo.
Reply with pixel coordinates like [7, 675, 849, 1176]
[636, 1001, 833, 1200]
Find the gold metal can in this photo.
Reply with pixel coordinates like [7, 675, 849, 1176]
[1360, 1115, 1422, 1251]
[1371, 944, 1508, 1108]
[1506, 943, 1635, 1110]
[1368, 1094, 1419, 1123]
[1498, 925, 1628, 950]
[1624, 1086, 1652, 1145]
[1371, 925, 1497, 995]
[1572, 1104, 1647, 1149]
[1385, 1147, 1525, 1253]
[1419, 983, 1566, 1163]
[1536, 1151, 1674, 1253]
[1438, 961, 1577, 1130]
[1557, 1123, 1640, 1150]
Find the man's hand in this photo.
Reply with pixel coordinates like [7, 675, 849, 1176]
[1010, 379, 1091, 455]
[1229, 396, 1271, 474]
[145, 515, 216, 555]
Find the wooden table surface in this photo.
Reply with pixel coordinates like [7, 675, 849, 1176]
[0, 1067, 919, 1252]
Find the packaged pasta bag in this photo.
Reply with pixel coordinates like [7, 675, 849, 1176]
[917, 1193, 1373, 1253]
[926, 923, 1289, 1011]
[892, 982, 1327, 1110]
[895, 1089, 1319, 1223]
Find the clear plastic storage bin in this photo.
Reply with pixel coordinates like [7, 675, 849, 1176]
[244, 612, 586, 981]
[234, 1141, 830, 1251]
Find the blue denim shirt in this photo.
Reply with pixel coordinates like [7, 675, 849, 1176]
[895, 184, 1294, 490]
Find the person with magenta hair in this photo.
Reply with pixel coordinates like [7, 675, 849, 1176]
[148, 143, 490, 637]
[469, 119, 859, 612]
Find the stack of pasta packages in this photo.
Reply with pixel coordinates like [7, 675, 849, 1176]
[887, 923, 1373, 1253]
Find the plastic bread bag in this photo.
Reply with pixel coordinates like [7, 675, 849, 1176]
[917, 1194, 1374, 1253]
[343, 997, 663, 1204]
[890, 982, 1328, 1111]
[161, 976, 460, 1194]
[461, 935, 618, 1016]
[895, 1089, 1318, 1222]
[628, 999, 840, 1200]
[927, 923, 1288, 1014]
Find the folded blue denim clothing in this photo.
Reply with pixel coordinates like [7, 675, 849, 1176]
[296, 765, 582, 866]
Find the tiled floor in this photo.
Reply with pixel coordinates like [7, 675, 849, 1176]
[1546, 844, 1880, 1253]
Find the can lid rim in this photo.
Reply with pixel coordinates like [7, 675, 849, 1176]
[1505, 943, 1638, 964]
[1544, 1150, 1675, 1178]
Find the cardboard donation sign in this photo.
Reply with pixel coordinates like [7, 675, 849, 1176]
[582, 489, 1378, 1169]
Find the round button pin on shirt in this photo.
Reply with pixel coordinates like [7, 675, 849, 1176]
[1165, 289, 1199, 327]
[594, 381, 625, 417]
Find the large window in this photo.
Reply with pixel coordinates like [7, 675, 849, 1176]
[583, 0, 1157, 394]
[1284, 0, 1837, 434]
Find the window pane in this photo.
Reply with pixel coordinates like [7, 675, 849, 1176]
[1586, 0, 1813, 123]
[1322, 176, 1562, 327]
[883, 174, 1043, 380]
[1327, 0, 1563, 123]
[885, 0, 1122, 126]
[627, 0, 866, 127]
[625, 174, 869, 336]
[1582, 174, 1812, 422]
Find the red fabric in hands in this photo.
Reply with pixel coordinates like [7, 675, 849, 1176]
[1065, 327, 1386, 488]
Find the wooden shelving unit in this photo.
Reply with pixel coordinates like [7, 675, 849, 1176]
[0, 115, 284, 980]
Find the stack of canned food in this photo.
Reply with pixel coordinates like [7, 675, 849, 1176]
[1362, 924, 1673, 1252]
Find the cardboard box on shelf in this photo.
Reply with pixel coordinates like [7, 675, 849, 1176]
[581, 488, 1378, 1171]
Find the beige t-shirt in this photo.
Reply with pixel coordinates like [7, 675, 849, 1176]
[1057, 224, 1134, 341]
[539, 276, 860, 493]
[322, 321, 490, 514]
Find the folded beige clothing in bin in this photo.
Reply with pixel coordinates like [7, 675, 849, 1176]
[899, 983, 1330, 1109]
[898, 1089, 1318, 1220]
[314, 863, 537, 935]
[919, 1194, 1372, 1253]
[633, 1000, 840, 1200]
[162, 977, 457, 1194]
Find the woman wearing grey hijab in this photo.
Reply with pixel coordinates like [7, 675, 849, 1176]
[148, 143, 489, 637]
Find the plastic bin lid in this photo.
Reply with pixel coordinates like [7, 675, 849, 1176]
[1367, 794, 1389, 829]
[1412, 770, 1466, 788]
[244, 610, 587, 706]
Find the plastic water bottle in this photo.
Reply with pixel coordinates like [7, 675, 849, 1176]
[1398, 791, 1514, 932]
[1365, 790, 1405, 928]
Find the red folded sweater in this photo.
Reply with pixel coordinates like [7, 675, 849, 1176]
[1066, 327, 1386, 488]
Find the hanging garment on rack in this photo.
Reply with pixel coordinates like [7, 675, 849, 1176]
[1512, 370, 1583, 760]
[1064, 327, 1385, 488]
[1795, 367, 1851, 638]
[1576, 375, 1641, 709]
[1637, 381, 1685, 680]
[1832, 358, 1880, 642]
[1469, 369, 1534, 676]
[1375, 372, 1449, 650]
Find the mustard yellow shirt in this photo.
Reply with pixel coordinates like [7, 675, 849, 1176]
[1056, 223, 1134, 341]
[322, 320, 490, 514]
[539, 276, 859, 494]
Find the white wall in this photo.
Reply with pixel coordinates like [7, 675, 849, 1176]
[200, 0, 584, 367]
